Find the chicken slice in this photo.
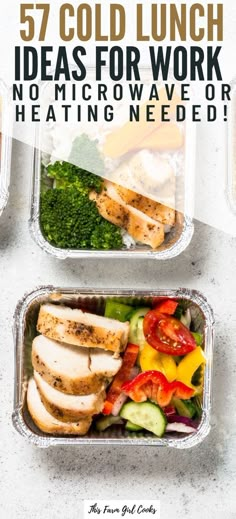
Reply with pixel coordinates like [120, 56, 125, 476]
[90, 349, 124, 378]
[115, 185, 175, 226]
[37, 303, 129, 354]
[32, 335, 103, 395]
[34, 371, 105, 422]
[32, 335, 122, 395]
[90, 182, 165, 249]
[27, 378, 92, 435]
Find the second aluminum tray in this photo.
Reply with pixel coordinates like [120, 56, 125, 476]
[29, 74, 195, 259]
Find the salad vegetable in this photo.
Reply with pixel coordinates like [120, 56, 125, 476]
[104, 300, 134, 322]
[128, 307, 150, 348]
[163, 405, 176, 417]
[191, 332, 203, 346]
[153, 299, 178, 315]
[122, 370, 194, 407]
[120, 401, 167, 438]
[125, 421, 143, 432]
[180, 308, 192, 329]
[172, 398, 198, 419]
[143, 309, 197, 356]
[139, 343, 177, 382]
[192, 395, 203, 418]
[176, 346, 206, 393]
[166, 414, 198, 433]
[167, 414, 198, 427]
[95, 415, 123, 432]
[102, 298, 205, 436]
[102, 343, 139, 416]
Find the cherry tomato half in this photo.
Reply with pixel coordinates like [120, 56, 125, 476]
[143, 310, 196, 356]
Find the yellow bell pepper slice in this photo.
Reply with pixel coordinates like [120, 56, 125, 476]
[140, 343, 163, 372]
[140, 343, 177, 382]
[159, 353, 177, 383]
[176, 346, 206, 395]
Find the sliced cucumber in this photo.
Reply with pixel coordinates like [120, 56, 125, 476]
[120, 402, 167, 437]
[125, 421, 143, 432]
[95, 416, 123, 432]
[129, 308, 150, 346]
[172, 398, 197, 419]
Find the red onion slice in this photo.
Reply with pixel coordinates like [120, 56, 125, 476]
[167, 414, 198, 428]
[112, 393, 128, 417]
[166, 423, 196, 434]
[166, 414, 199, 433]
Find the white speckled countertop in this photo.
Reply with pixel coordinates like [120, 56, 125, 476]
[0, 139, 236, 519]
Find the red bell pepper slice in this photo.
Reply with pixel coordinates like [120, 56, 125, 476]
[102, 343, 139, 415]
[143, 310, 196, 356]
[153, 299, 178, 315]
[122, 370, 194, 408]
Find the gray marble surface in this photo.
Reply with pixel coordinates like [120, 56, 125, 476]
[0, 140, 236, 519]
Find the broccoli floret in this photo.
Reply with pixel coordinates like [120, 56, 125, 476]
[47, 161, 103, 194]
[40, 187, 123, 250]
[91, 220, 123, 250]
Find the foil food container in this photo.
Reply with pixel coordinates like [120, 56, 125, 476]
[0, 80, 12, 215]
[12, 287, 214, 449]
[29, 70, 195, 259]
[227, 78, 236, 214]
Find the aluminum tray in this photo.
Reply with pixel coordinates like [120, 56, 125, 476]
[12, 287, 214, 449]
[227, 78, 236, 214]
[29, 72, 195, 259]
[0, 80, 12, 215]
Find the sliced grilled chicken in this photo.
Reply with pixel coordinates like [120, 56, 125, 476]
[115, 185, 175, 226]
[89, 349, 124, 378]
[37, 304, 129, 354]
[32, 335, 102, 395]
[90, 182, 165, 249]
[34, 371, 105, 422]
[32, 335, 122, 395]
[27, 378, 92, 435]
